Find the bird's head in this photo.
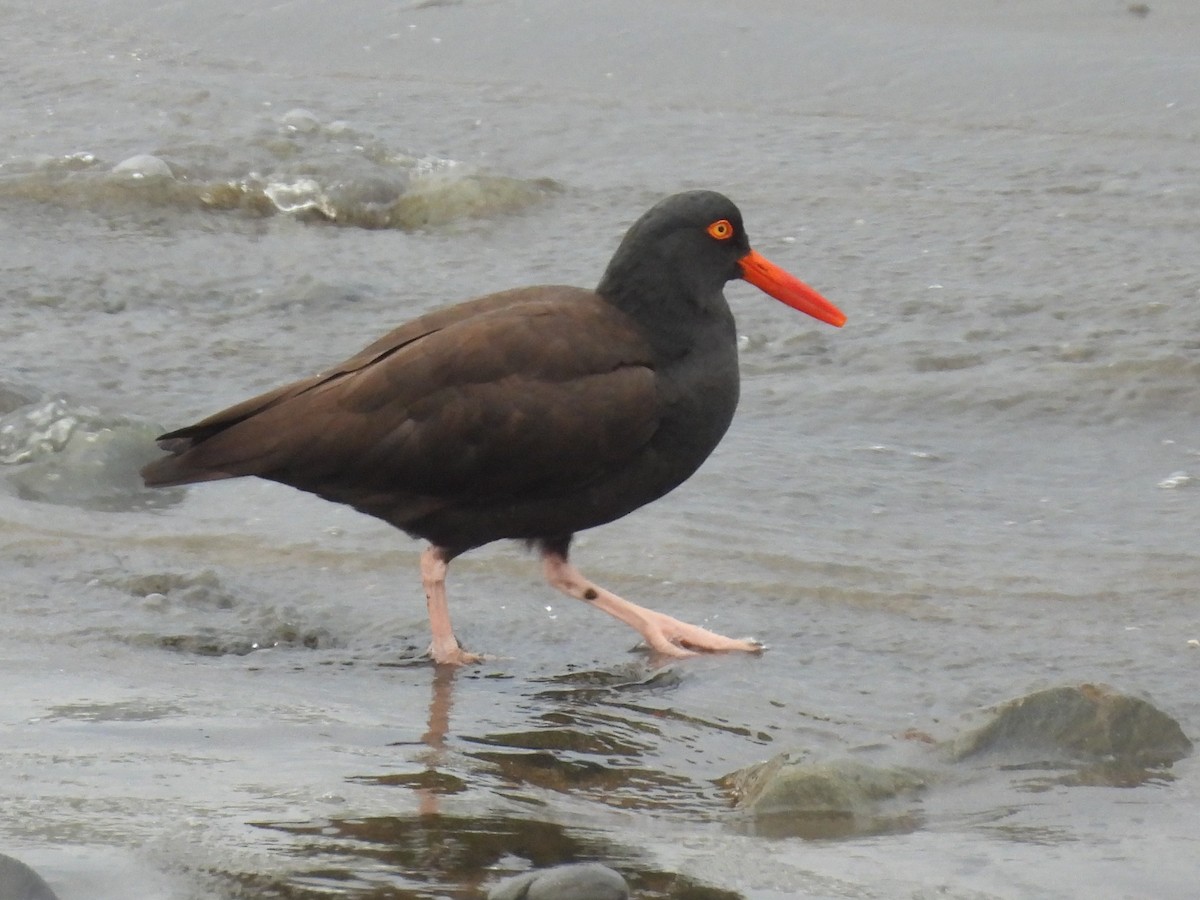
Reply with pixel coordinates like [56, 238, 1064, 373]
[598, 190, 846, 328]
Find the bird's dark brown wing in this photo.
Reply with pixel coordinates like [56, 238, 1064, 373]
[141, 287, 661, 524]
[149, 288, 546, 457]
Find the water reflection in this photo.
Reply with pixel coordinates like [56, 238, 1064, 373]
[239, 812, 741, 899]
[223, 664, 747, 898]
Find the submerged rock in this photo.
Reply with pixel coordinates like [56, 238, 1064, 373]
[112, 154, 174, 179]
[487, 862, 629, 900]
[0, 853, 60, 900]
[722, 752, 928, 839]
[115, 569, 237, 610]
[280, 107, 322, 134]
[946, 683, 1193, 768]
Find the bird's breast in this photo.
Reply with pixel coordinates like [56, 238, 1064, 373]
[652, 322, 740, 475]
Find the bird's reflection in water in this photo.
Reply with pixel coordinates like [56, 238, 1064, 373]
[416, 663, 459, 815]
[238, 663, 753, 898]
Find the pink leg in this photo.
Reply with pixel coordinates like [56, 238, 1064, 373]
[421, 546, 482, 666]
[540, 549, 762, 657]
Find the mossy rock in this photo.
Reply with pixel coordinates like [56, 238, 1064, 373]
[722, 752, 928, 839]
[946, 683, 1192, 768]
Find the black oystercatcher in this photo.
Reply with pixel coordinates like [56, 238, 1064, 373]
[142, 191, 846, 665]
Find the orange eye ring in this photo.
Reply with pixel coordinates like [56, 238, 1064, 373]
[706, 219, 734, 241]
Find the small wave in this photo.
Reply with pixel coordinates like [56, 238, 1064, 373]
[0, 109, 560, 230]
[0, 393, 182, 512]
[1157, 471, 1193, 490]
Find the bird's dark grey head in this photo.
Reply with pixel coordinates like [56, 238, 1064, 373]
[597, 190, 753, 322]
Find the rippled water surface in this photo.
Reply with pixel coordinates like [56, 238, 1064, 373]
[3, 1, 1199, 898]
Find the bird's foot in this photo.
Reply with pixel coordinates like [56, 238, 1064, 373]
[426, 640, 484, 667]
[539, 548, 763, 661]
[637, 609, 764, 658]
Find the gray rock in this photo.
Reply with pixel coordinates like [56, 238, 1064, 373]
[723, 752, 928, 839]
[946, 683, 1193, 768]
[0, 853, 60, 900]
[488, 862, 629, 900]
[722, 683, 1193, 841]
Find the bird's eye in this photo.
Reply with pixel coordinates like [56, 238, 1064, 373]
[706, 219, 734, 241]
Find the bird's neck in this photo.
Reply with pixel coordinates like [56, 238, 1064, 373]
[596, 253, 733, 357]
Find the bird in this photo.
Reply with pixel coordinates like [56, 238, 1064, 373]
[141, 190, 846, 666]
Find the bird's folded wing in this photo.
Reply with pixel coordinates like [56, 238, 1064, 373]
[142, 290, 661, 504]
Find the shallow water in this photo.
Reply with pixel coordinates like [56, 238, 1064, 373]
[2, 1, 1199, 898]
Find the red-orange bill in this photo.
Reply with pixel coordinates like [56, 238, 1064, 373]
[738, 249, 846, 327]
